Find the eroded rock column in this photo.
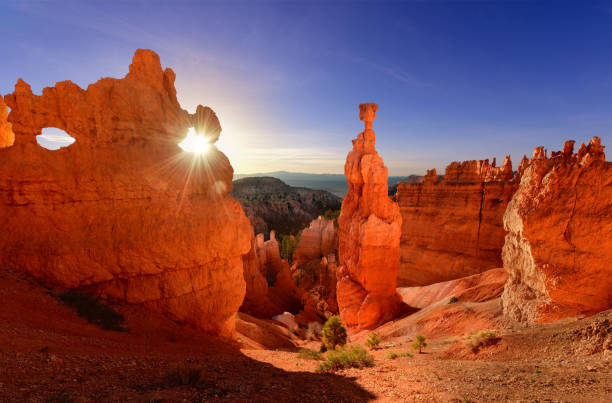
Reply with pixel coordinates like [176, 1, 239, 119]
[336, 103, 403, 329]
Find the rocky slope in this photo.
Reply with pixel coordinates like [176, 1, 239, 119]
[396, 157, 517, 286]
[0, 49, 252, 338]
[231, 176, 341, 237]
[502, 138, 612, 323]
[336, 103, 404, 330]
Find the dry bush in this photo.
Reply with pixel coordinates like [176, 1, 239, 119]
[467, 330, 498, 352]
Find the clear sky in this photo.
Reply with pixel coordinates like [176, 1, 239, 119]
[1, 1, 611, 175]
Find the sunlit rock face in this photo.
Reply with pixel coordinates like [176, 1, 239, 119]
[396, 157, 518, 286]
[336, 103, 404, 330]
[0, 49, 252, 338]
[502, 138, 612, 323]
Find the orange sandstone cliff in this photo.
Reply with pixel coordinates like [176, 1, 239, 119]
[336, 103, 404, 329]
[502, 138, 612, 323]
[396, 157, 517, 286]
[0, 49, 252, 338]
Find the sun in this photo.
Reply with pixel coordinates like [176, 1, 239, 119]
[178, 128, 211, 154]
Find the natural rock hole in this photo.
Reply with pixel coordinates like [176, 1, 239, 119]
[36, 127, 76, 150]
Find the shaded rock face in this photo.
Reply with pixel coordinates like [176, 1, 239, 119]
[502, 138, 612, 323]
[231, 176, 341, 237]
[291, 217, 339, 319]
[0, 49, 252, 338]
[241, 231, 302, 318]
[336, 103, 403, 330]
[396, 157, 518, 286]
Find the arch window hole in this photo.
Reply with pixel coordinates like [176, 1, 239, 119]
[36, 127, 76, 150]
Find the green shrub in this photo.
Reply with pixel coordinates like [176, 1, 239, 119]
[297, 348, 323, 360]
[365, 332, 381, 350]
[412, 334, 427, 353]
[448, 296, 459, 304]
[57, 290, 126, 332]
[399, 352, 413, 358]
[386, 352, 399, 360]
[316, 345, 374, 373]
[322, 315, 347, 350]
[467, 330, 498, 352]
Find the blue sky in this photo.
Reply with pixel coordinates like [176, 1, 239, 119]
[2, 1, 611, 175]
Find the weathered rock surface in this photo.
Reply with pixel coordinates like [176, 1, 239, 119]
[0, 49, 252, 338]
[241, 232, 302, 318]
[231, 176, 341, 237]
[502, 138, 612, 323]
[336, 103, 404, 330]
[396, 157, 518, 286]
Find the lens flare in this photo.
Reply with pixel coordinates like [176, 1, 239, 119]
[179, 128, 210, 154]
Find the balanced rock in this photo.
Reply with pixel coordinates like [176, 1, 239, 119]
[0, 49, 252, 338]
[336, 103, 404, 329]
[502, 138, 612, 322]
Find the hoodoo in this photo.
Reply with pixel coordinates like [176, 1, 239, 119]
[502, 138, 612, 323]
[0, 49, 252, 338]
[336, 103, 404, 329]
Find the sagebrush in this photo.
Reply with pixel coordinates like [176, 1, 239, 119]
[316, 345, 374, 372]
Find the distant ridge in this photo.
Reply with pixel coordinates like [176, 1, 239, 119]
[234, 171, 424, 197]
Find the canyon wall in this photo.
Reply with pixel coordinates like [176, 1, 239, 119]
[336, 103, 404, 330]
[502, 138, 612, 323]
[396, 157, 517, 286]
[231, 176, 341, 237]
[0, 49, 252, 338]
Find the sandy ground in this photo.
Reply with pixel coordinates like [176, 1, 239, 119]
[1, 268, 610, 402]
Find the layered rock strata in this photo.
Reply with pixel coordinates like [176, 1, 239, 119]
[0, 49, 252, 338]
[502, 138, 612, 323]
[336, 103, 404, 329]
[396, 157, 518, 286]
[231, 176, 341, 237]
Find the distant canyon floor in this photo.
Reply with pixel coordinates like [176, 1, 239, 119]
[1, 268, 610, 402]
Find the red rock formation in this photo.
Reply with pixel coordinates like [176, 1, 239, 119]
[241, 232, 302, 317]
[396, 156, 518, 286]
[502, 138, 612, 323]
[336, 103, 404, 330]
[290, 217, 339, 318]
[0, 49, 252, 338]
